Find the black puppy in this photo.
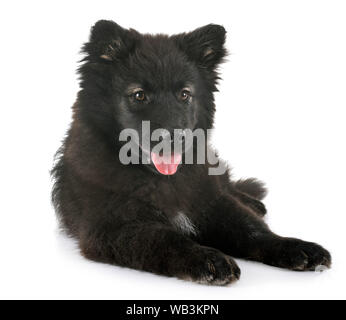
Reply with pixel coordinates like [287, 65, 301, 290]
[52, 20, 331, 285]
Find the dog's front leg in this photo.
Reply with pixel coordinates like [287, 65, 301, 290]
[199, 195, 331, 271]
[79, 209, 240, 285]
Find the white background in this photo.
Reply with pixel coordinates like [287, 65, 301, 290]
[0, 0, 345, 300]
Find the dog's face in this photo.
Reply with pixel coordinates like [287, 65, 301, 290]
[80, 20, 227, 174]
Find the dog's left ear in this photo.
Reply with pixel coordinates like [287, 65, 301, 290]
[173, 24, 227, 71]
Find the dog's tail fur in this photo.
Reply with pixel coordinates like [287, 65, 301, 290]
[234, 178, 267, 200]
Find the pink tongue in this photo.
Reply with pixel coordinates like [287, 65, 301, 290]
[151, 152, 182, 175]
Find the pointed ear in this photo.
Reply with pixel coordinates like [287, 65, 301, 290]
[173, 24, 227, 70]
[83, 20, 137, 61]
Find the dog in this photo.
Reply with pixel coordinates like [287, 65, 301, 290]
[52, 20, 331, 285]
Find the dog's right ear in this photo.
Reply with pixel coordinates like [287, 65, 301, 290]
[83, 20, 137, 62]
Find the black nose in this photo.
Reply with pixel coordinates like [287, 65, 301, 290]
[156, 130, 186, 150]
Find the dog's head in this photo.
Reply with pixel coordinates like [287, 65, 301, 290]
[79, 20, 227, 174]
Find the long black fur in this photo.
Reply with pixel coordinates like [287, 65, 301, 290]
[52, 20, 331, 285]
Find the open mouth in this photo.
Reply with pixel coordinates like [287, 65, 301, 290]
[126, 129, 189, 176]
[137, 144, 183, 176]
[150, 152, 182, 175]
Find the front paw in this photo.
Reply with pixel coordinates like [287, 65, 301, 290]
[182, 246, 241, 286]
[265, 237, 331, 271]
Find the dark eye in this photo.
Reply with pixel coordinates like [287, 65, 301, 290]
[134, 90, 146, 102]
[180, 89, 191, 102]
